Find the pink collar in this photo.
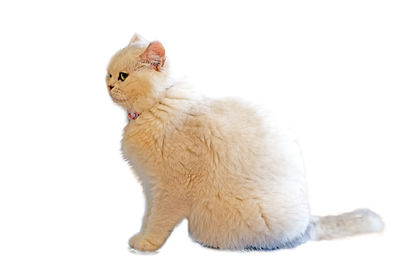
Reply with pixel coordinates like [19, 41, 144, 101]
[128, 111, 141, 121]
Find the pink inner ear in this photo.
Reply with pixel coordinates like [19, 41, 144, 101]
[140, 41, 166, 70]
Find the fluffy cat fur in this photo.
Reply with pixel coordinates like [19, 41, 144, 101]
[106, 33, 384, 252]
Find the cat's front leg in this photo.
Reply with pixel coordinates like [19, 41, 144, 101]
[129, 233, 157, 251]
[129, 190, 187, 252]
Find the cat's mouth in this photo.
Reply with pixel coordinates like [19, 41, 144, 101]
[110, 92, 129, 103]
[112, 95, 127, 101]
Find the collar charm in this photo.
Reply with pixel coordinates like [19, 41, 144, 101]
[128, 112, 141, 121]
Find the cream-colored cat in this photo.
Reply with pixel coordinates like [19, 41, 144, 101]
[106, 33, 384, 252]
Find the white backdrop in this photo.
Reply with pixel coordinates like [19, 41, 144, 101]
[0, 1, 399, 266]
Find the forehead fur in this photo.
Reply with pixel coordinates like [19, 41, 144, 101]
[107, 44, 147, 74]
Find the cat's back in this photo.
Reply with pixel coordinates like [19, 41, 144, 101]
[187, 97, 291, 165]
[180, 96, 305, 189]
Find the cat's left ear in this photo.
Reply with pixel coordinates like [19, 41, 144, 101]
[129, 33, 146, 45]
[140, 41, 166, 71]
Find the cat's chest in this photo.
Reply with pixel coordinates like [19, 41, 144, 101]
[121, 121, 166, 167]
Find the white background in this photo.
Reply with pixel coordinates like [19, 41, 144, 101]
[0, 1, 399, 266]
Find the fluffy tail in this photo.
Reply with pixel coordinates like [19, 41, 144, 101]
[310, 209, 384, 241]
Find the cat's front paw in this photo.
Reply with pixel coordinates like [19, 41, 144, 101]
[129, 234, 161, 252]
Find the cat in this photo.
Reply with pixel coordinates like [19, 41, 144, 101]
[106, 33, 384, 252]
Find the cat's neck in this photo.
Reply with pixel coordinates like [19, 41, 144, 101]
[127, 82, 179, 121]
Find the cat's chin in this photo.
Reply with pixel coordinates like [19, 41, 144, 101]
[110, 95, 129, 105]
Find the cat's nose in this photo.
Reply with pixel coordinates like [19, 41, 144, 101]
[108, 85, 114, 91]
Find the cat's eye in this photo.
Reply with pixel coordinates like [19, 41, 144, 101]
[108, 73, 112, 78]
[118, 72, 129, 81]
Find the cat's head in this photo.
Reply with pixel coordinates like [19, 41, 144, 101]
[106, 33, 172, 112]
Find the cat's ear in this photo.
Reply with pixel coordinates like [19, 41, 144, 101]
[140, 41, 166, 71]
[129, 33, 146, 45]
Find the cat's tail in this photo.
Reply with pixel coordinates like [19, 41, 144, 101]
[309, 209, 384, 241]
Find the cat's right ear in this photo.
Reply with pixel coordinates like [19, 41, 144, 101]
[129, 33, 146, 45]
[139, 41, 166, 71]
